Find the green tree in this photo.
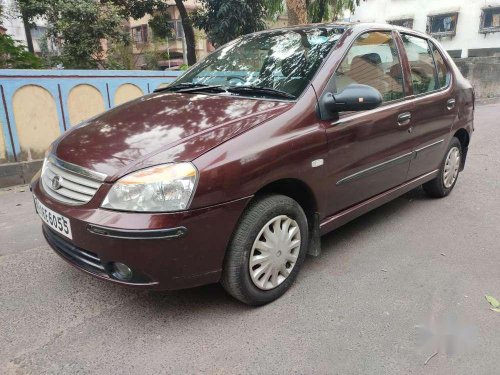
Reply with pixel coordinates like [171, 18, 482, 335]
[192, 0, 269, 48]
[0, 33, 42, 68]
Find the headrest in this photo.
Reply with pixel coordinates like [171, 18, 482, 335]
[360, 53, 382, 65]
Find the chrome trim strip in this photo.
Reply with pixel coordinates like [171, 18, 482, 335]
[336, 152, 413, 185]
[48, 154, 107, 182]
[87, 224, 187, 239]
[322, 169, 440, 231]
[415, 139, 444, 155]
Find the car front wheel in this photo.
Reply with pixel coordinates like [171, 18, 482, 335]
[221, 195, 308, 306]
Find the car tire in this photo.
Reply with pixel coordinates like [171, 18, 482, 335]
[423, 137, 462, 198]
[221, 194, 309, 306]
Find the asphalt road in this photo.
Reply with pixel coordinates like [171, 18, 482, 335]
[1, 103, 499, 374]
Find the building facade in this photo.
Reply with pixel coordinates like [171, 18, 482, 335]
[128, 0, 213, 69]
[0, 0, 49, 54]
[351, 0, 500, 58]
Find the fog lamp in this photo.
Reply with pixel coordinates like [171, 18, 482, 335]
[111, 262, 133, 281]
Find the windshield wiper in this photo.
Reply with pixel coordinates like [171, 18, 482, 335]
[227, 86, 296, 100]
[154, 82, 222, 93]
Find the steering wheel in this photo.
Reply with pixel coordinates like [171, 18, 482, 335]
[226, 76, 246, 85]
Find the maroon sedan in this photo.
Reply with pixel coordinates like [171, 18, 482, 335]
[32, 23, 474, 305]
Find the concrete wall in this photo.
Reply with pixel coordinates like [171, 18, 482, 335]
[351, 0, 500, 58]
[455, 57, 500, 98]
[0, 69, 182, 164]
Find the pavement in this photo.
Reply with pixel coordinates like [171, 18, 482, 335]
[1, 103, 499, 374]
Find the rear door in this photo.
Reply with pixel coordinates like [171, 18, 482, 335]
[398, 33, 457, 180]
[321, 30, 414, 215]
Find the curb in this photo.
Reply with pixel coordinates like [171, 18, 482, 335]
[0, 160, 42, 188]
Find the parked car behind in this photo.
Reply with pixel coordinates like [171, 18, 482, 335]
[32, 22, 474, 305]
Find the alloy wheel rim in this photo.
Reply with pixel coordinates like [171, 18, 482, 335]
[443, 146, 460, 188]
[249, 215, 301, 291]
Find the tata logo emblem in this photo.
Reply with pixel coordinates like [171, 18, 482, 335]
[52, 175, 63, 190]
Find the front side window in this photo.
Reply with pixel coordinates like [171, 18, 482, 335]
[175, 26, 345, 98]
[333, 31, 404, 102]
[401, 34, 437, 95]
[480, 7, 500, 33]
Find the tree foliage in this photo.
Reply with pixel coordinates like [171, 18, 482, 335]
[0, 33, 42, 68]
[16, 0, 176, 69]
[192, 0, 269, 48]
[275, 0, 363, 25]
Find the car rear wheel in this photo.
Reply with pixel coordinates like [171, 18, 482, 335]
[423, 137, 462, 198]
[221, 195, 308, 306]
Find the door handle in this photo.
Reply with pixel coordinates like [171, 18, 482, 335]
[447, 98, 456, 110]
[397, 112, 411, 126]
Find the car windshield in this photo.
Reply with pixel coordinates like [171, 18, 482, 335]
[173, 26, 346, 99]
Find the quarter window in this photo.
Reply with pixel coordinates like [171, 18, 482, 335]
[401, 34, 436, 95]
[430, 42, 450, 89]
[333, 31, 404, 102]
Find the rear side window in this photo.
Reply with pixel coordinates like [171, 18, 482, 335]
[333, 31, 404, 102]
[430, 42, 450, 89]
[401, 34, 436, 95]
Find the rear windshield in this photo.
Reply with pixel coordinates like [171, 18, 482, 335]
[174, 26, 345, 99]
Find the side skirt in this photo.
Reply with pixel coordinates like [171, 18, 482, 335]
[319, 169, 439, 236]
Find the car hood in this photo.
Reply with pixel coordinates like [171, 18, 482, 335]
[54, 92, 292, 181]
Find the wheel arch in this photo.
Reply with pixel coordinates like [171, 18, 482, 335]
[453, 128, 470, 170]
[454, 128, 470, 149]
[253, 178, 319, 221]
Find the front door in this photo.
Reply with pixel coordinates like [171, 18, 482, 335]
[398, 33, 458, 180]
[322, 30, 414, 216]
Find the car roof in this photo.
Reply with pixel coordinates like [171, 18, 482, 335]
[252, 21, 431, 40]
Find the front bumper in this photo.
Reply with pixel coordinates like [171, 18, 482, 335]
[32, 177, 251, 290]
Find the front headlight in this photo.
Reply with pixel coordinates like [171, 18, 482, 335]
[102, 163, 198, 212]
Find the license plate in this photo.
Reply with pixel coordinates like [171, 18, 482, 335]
[34, 196, 73, 239]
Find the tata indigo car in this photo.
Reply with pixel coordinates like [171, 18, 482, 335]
[32, 23, 474, 305]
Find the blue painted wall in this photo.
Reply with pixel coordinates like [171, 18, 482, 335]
[0, 69, 182, 162]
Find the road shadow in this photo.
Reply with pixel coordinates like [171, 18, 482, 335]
[314, 186, 431, 258]
[127, 187, 431, 311]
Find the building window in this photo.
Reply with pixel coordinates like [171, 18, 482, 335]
[388, 19, 413, 29]
[132, 25, 148, 44]
[427, 13, 459, 37]
[480, 7, 500, 33]
[31, 26, 47, 41]
[168, 20, 184, 39]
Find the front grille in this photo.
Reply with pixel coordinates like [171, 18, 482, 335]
[41, 156, 103, 205]
[43, 225, 106, 275]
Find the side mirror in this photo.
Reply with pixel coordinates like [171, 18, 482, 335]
[322, 84, 383, 112]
